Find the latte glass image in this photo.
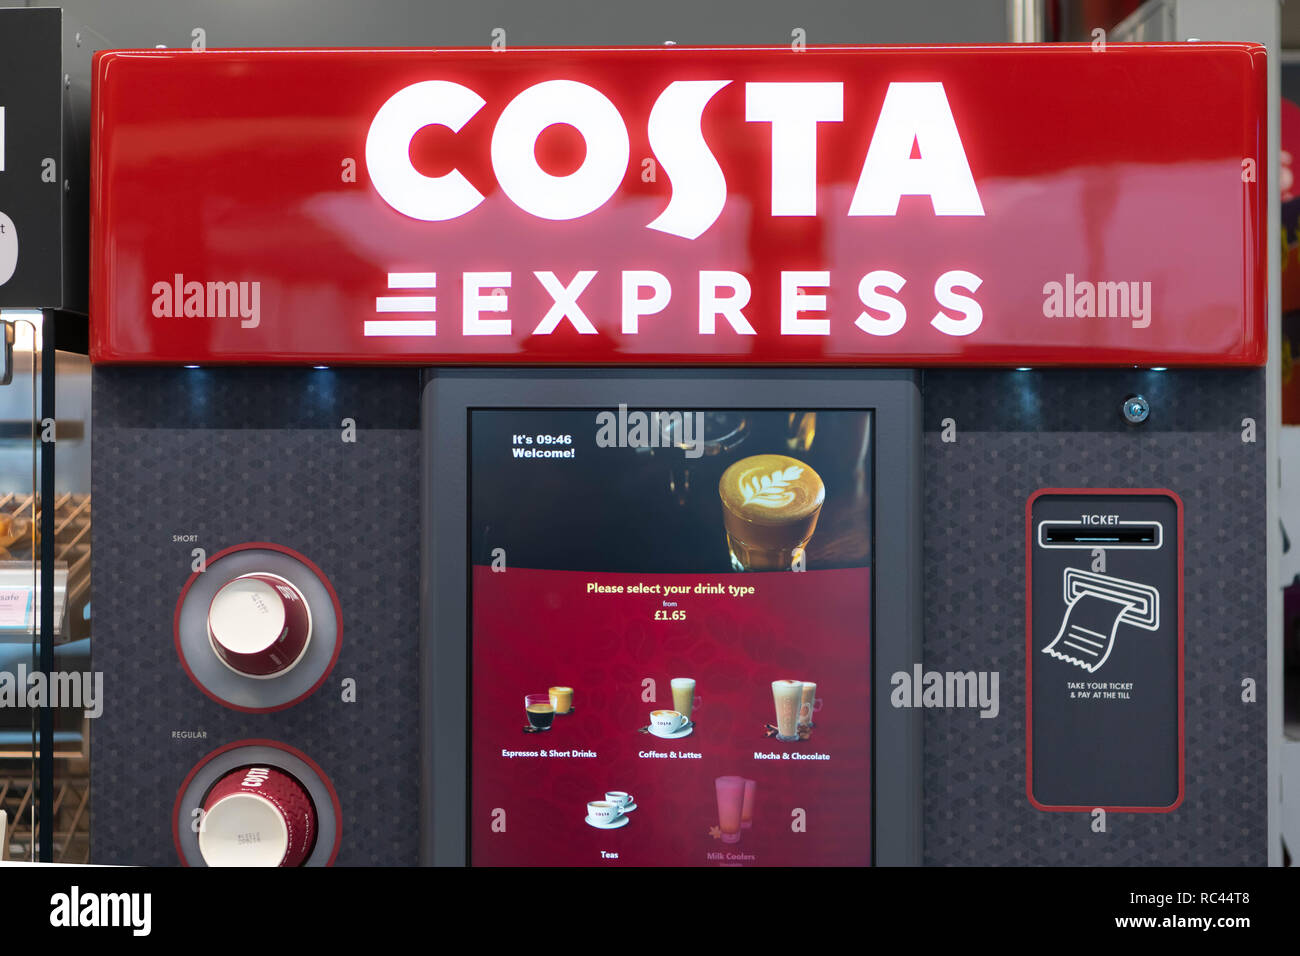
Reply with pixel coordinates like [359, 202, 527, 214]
[671, 677, 696, 720]
[719, 454, 825, 571]
[772, 679, 804, 741]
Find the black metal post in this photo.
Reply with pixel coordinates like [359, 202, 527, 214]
[38, 309, 55, 862]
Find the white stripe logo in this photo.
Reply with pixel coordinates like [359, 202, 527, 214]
[367, 272, 438, 336]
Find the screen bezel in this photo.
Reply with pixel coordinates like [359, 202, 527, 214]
[422, 369, 923, 866]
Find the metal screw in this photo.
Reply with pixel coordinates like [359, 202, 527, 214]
[1122, 394, 1150, 425]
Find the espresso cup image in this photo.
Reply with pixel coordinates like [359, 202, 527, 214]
[649, 709, 690, 734]
[587, 801, 623, 826]
[207, 573, 312, 678]
[605, 791, 634, 810]
[719, 454, 825, 571]
[198, 765, 317, 867]
[772, 679, 804, 741]
[525, 694, 555, 730]
[549, 686, 574, 715]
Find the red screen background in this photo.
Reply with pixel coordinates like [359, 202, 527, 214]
[470, 565, 871, 866]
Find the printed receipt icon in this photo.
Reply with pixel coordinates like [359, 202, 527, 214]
[1042, 568, 1160, 673]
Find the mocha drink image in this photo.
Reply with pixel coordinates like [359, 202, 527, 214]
[772, 679, 804, 740]
[719, 454, 825, 571]
[798, 681, 817, 730]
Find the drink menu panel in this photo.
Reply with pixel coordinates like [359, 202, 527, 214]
[468, 407, 873, 866]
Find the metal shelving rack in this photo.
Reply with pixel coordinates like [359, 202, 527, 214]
[0, 492, 91, 862]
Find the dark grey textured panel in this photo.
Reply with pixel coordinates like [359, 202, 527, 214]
[92, 367, 420, 430]
[919, 368, 1259, 433]
[91, 369, 420, 865]
[921, 370, 1266, 866]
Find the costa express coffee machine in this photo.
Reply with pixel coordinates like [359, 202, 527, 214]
[88, 44, 1267, 866]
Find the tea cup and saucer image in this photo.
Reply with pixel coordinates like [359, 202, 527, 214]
[585, 799, 631, 829]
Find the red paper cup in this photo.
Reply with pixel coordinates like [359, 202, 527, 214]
[199, 765, 317, 867]
[207, 573, 311, 678]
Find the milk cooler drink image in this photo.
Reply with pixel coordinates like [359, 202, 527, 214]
[715, 776, 746, 844]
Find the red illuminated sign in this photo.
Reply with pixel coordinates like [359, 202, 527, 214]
[90, 45, 1266, 366]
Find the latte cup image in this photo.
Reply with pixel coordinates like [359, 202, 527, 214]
[649, 709, 690, 734]
[207, 573, 312, 678]
[670, 677, 696, 720]
[587, 801, 623, 825]
[719, 454, 825, 571]
[605, 791, 634, 810]
[198, 765, 317, 867]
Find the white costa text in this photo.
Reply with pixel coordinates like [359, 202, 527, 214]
[365, 79, 984, 237]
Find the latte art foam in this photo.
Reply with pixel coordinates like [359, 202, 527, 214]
[719, 454, 825, 523]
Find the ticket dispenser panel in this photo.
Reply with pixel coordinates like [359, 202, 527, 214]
[1027, 490, 1182, 812]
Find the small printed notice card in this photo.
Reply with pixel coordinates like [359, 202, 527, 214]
[0, 588, 34, 627]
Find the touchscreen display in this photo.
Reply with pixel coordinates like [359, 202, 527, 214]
[468, 407, 873, 866]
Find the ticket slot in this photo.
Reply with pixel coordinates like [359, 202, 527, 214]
[1037, 521, 1162, 549]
